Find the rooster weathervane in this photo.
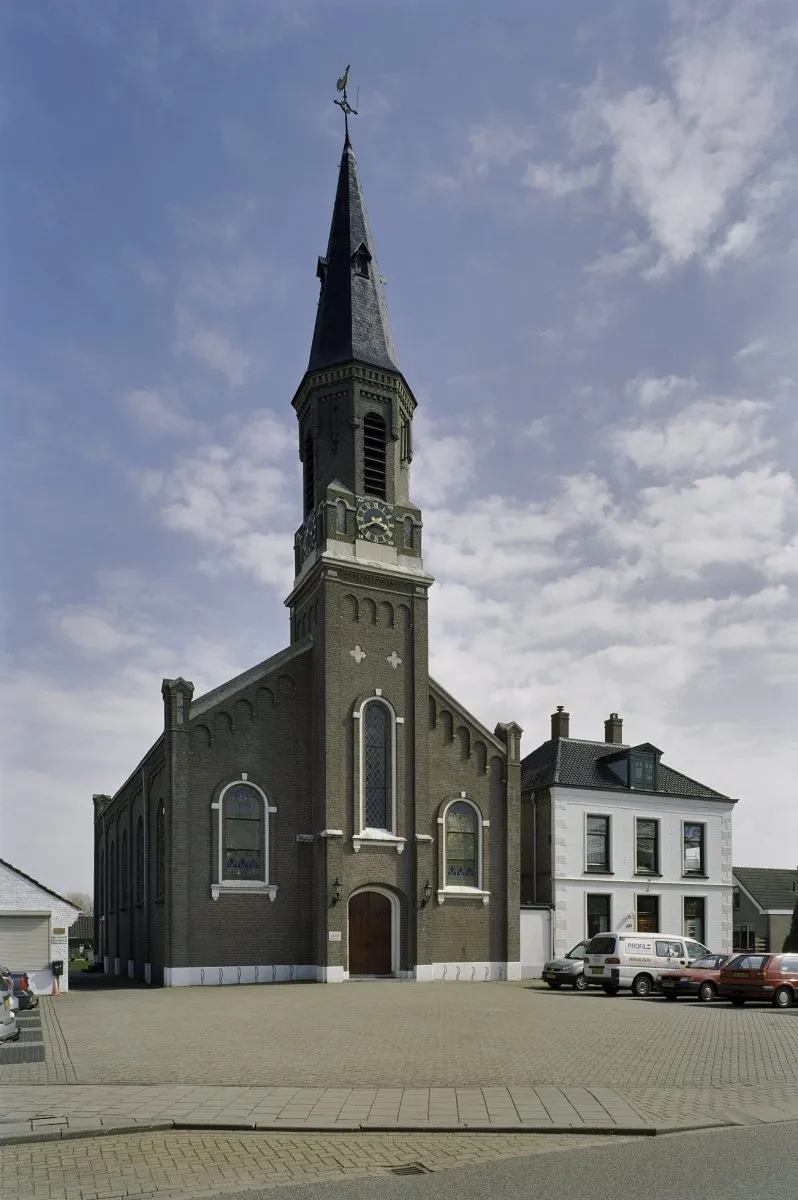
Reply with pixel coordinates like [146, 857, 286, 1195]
[334, 64, 358, 140]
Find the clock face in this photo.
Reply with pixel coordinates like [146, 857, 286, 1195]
[356, 498, 394, 544]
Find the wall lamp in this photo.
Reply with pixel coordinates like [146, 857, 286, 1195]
[420, 880, 432, 908]
[330, 877, 342, 907]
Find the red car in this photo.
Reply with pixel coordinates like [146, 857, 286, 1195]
[718, 952, 798, 1008]
[658, 953, 731, 1002]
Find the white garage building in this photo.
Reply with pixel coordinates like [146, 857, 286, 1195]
[0, 858, 81, 994]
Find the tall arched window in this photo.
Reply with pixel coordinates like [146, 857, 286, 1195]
[222, 784, 263, 880]
[109, 841, 116, 912]
[135, 816, 144, 904]
[212, 780, 277, 901]
[438, 797, 488, 903]
[120, 830, 129, 910]
[303, 430, 314, 516]
[403, 515, 414, 549]
[99, 847, 105, 916]
[336, 499, 347, 534]
[156, 802, 166, 898]
[363, 412, 386, 499]
[363, 700, 392, 830]
[445, 802, 477, 885]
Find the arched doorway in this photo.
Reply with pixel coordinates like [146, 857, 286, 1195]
[348, 889, 395, 977]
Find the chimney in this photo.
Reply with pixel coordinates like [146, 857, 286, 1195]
[604, 712, 623, 744]
[551, 706, 570, 740]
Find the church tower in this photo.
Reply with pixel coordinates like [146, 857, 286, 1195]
[285, 130, 434, 980]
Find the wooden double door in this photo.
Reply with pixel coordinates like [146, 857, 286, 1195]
[348, 891, 393, 977]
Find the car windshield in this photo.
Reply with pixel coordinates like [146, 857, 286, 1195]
[566, 943, 588, 959]
[691, 956, 720, 969]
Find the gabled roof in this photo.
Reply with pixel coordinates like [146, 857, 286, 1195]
[308, 135, 398, 373]
[733, 867, 798, 912]
[190, 636, 313, 719]
[521, 738, 732, 801]
[0, 858, 82, 913]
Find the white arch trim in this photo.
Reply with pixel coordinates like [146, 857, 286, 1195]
[347, 885, 400, 979]
[211, 777, 278, 901]
[352, 695, 405, 853]
[437, 795, 490, 905]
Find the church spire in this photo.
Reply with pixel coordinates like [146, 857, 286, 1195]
[308, 135, 398, 373]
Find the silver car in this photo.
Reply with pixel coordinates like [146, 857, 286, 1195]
[0, 990, 20, 1043]
[542, 940, 591, 991]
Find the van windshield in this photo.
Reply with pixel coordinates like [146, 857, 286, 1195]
[588, 936, 615, 955]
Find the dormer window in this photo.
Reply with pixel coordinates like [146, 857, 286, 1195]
[630, 754, 655, 790]
[352, 242, 371, 278]
[316, 256, 328, 288]
[600, 743, 661, 791]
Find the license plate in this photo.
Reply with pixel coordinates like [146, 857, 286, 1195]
[590, 966, 604, 974]
[732, 971, 749, 978]
[663, 980, 675, 987]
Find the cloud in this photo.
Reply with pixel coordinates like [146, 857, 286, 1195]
[182, 328, 251, 385]
[125, 388, 203, 437]
[523, 161, 601, 198]
[134, 410, 297, 587]
[425, 117, 538, 191]
[625, 375, 696, 408]
[411, 411, 477, 507]
[521, 417, 551, 447]
[614, 397, 773, 475]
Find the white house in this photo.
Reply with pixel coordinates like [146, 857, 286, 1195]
[519, 709, 736, 975]
[0, 858, 81, 993]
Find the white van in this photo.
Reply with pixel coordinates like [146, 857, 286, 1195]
[585, 932, 710, 997]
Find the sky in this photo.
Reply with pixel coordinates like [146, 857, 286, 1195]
[2, 0, 797, 894]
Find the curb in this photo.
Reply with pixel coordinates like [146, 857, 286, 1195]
[0, 1117, 736, 1146]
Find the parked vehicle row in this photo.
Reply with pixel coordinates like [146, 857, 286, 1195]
[541, 935, 798, 1009]
[0, 965, 20, 1044]
[0, 964, 38, 1012]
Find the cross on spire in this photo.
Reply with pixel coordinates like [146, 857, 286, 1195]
[334, 64, 358, 144]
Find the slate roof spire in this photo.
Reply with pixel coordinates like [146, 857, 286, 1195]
[308, 135, 398, 373]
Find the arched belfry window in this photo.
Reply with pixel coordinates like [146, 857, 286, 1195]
[303, 430, 314, 516]
[212, 779, 277, 901]
[363, 412, 387, 499]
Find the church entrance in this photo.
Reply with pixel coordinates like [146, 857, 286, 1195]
[348, 890, 393, 977]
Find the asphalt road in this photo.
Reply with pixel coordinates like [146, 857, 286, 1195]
[217, 1121, 798, 1200]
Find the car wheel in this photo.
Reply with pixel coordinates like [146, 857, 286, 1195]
[573, 973, 588, 992]
[632, 974, 653, 998]
[602, 985, 619, 996]
[663, 992, 678, 1002]
[698, 981, 716, 1003]
[546, 981, 562, 989]
[730, 997, 745, 1006]
[773, 986, 794, 1009]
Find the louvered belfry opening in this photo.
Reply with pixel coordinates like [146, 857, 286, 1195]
[303, 431, 314, 516]
[363, 412, 387, 498]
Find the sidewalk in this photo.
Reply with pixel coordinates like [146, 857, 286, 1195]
[3, 1082, 798, 1147]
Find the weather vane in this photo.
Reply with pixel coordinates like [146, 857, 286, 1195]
[334, 64, 358, 141]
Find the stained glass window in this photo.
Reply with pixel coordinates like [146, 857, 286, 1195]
[364, 702, 391, 829]
[223, 785, 263, 880]
[446, 801, 477, 885]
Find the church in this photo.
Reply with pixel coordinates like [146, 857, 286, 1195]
[93, 124, 523, 985]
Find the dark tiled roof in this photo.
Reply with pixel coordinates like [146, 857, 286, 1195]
[521, 739, 731, 800]
[308, 135, 398, 373]
[0, 858, 82, 912]
[734, 867, 798, 911]
[69, 915, 94, 941]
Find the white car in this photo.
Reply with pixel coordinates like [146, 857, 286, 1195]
[586, 932, 710, 997]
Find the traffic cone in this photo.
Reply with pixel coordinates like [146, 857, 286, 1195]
[52, 974, 60, 997]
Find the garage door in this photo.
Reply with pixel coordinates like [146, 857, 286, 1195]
[0, 915, 51, 970]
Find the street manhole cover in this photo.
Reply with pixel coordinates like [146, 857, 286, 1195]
[388, 1164, 431, 1176]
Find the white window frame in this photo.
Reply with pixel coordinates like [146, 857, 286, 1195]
[353, 693, 405, 853]
[681, 819, 707, 877]
[584, 812, 612, 874]
[584, 891, 613, 940]
[683, 895, 707, 943]
[437, 795, 489, 905]
[211, 776, 277, 901]
[634, 815, 660, 875]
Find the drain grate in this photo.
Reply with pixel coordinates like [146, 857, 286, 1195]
[388, 1164, 431, 1176]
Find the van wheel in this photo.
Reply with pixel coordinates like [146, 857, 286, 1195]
[602, 985, 619, 996]
[698, 981, 716, 1003]
[632, 974, 653, 998]
[773, 987, 794, 1009]
[573, 974, 588, 992]
[730, 997, 745, 1006]
[546, 981, 562, 989]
